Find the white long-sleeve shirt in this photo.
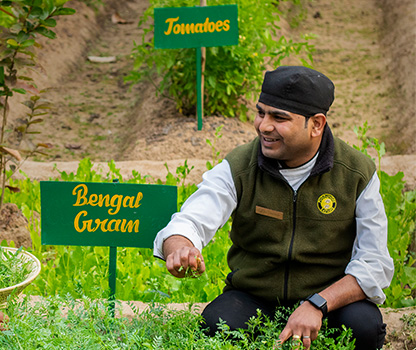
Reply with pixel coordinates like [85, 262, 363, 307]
[154, 157, 394, 304]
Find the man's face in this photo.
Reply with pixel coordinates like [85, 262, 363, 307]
[254, 102, 317, 167]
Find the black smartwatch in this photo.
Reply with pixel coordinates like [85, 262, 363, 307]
[303, 293, 328, 317]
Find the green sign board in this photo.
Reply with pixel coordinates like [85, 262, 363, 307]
[40, 181, 177, 249]
[154, 5, 238, 49]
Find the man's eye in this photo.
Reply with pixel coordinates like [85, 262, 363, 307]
[272, 115, 289, 121]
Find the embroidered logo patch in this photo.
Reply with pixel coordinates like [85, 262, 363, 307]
[317, 193, 337, 214]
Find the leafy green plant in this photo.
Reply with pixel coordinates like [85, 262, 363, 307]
[159, 159, 198, 208]
[381, 172, 416, 307]
[0, 0, 75, 208]
[0, 294, 355, 349]
[354, 122, 416, 308]
[0, 247, 32, 288]
[126, 0, 314, 120]
[353, 121, 385, 179]
[206, 124, 223, 170]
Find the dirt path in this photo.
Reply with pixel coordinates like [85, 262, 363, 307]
[32, 0, 150, 162]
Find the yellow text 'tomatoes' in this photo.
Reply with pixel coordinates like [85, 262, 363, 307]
[164, 17, 230, 35]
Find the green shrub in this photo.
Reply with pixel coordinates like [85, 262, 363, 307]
[126, 0, 314, 120]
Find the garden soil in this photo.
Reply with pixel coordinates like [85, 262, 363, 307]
[1, 0, 416, 348]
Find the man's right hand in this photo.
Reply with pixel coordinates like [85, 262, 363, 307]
[163, 235, 206, 278]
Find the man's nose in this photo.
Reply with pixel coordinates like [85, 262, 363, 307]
[259, 114, 275, 133]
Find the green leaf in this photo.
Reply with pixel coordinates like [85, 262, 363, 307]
[41, 18, 57, 27]
[20, 39, 35, 48]
[30, 95, 40, 102]
[33, 103, 51, 110]
[12, 88, 26, 94]
[45, 0, 55, 13]
[17, 75, 34, 81]
[28, 6, 43, 19]
[52, 7, 76, 16]
[404, 266, 416, 289]
[0, 66, 4, 86]
[6, 39, 19, 47]
[16, 31, 30, 43]
[40, 8, 51, 21]
[28, 118, 43, 125]
[34, 26, 56, 39]
[207, 75, 216, 89]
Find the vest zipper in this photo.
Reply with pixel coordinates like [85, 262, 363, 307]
[284, 189, 298, 301]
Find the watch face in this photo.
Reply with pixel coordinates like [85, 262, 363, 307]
[309, 293, 326, 308]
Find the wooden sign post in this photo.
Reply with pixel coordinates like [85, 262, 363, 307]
[154, 4, 238, 130]
[40, 180, 177, 315]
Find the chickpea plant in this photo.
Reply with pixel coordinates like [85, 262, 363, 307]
[0, 294, 355, 349]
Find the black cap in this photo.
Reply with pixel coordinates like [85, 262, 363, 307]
[258, 66, 335, 116]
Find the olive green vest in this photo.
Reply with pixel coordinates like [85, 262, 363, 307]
[224, 130, 376, 303]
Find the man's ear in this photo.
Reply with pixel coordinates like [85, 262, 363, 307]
[310, 113, 326, 137]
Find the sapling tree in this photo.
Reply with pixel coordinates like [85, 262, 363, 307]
[0, 0, 75, 208]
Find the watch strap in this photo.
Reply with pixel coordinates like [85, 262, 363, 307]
[305, 293, 328, 317]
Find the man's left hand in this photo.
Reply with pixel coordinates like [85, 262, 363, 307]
[275, 301, 323, 349]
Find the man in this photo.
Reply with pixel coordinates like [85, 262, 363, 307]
[154, 66, 394, 349]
